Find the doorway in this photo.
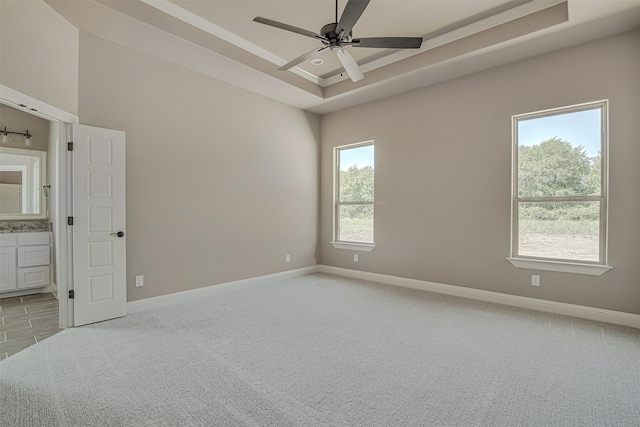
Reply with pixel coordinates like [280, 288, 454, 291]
[0, 85, 77, 331]
[0, 104, 66, 357]
[1, 85, 129, 335]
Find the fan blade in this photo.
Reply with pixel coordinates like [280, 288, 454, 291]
[352, 37, 423, 49]
[254, 17, 324, 40]
[336, 48, 364, 82]
[336, 0, 370, 37]
[278, 46, 329, 71]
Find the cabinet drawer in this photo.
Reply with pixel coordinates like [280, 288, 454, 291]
[18, 265, 50, 289]
[17, 232, 50, 246]
[18, 245, 50, 267]
[0, 234, 18, 247]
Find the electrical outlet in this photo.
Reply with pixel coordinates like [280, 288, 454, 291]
[286, 254, 290, 263]
[135, 275, 144, 287]
[354, 254, 359, 263]
[531, 275, 540, 287]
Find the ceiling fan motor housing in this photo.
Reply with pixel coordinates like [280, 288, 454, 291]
[321, 23, 352, 51]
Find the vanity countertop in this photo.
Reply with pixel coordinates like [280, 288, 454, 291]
[0, 221, 51, 233]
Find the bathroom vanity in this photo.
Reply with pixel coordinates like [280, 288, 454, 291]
[0, 231, 52, 294]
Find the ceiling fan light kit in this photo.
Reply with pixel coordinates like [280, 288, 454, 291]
[254, 0, 423, 83]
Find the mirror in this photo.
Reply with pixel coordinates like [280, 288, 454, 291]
[0, 147, 47, 219]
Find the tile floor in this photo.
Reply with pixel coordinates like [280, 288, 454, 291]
[0, 293, 61, 360]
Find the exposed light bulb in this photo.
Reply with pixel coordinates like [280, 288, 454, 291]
[24, 135, 32, 147]
[1, 133, 7, 144]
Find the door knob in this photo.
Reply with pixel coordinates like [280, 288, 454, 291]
[110, 231, 125, 238]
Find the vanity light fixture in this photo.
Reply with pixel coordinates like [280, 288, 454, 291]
[24, 130, 32, 147]
[0, 127, 33, 146]
[1, 127, 8, 144]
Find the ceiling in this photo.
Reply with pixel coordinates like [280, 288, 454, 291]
[47, 0, 640, 115]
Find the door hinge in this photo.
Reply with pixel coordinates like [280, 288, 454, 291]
[67, 141, 73, 151]
[68, 290, 75, 299]
[67, 216, 74, 226]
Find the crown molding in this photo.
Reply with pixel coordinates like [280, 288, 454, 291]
[140, 0, 323, 85]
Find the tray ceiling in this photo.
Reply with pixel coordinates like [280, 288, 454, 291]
[46, 0, 640, 114]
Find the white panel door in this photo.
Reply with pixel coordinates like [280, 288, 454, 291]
[73, 125, 126, 326]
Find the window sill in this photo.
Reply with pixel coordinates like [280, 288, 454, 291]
[331, 242, 376, 252]
[507, 258, 612, 276]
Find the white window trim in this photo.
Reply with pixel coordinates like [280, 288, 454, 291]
[331, 140, 375, 251]
[507, 258, 611, 276]
[330, 242, 376, 252]
[509, 100, 611, 275]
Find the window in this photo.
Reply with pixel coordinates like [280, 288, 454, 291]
[509, 101, 611, 275]
[332, 141, 375, 251]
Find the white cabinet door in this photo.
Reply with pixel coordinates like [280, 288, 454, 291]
[18, 265, 50, 289]
[0, 247, 17, 292]
[72, 125, 127, 326]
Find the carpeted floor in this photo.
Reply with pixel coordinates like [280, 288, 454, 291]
[1, 273, 639, 426]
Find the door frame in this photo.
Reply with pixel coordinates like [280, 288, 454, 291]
[1, 85, 78, 328]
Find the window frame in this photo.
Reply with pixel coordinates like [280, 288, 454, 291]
[508, 100, 611, 276]
[331, 140, 375, 252]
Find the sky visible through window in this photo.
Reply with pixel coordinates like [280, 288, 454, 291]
[518, 108, 601, 156]
[340, 144, 374, 171]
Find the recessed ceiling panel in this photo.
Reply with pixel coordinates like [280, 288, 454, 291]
[171, 0, 515, 78]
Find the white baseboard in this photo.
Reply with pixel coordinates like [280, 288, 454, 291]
[125, 264, 639, 329]
[44, 282, 58, 296]
[0, 288, 45, 298]
[319, 265, 640, 329]
[127, 266, 320, 314]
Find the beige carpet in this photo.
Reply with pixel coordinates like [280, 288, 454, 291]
[1, 273, 639, 426]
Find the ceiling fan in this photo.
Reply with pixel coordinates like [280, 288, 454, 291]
[253, 0, 423, 82]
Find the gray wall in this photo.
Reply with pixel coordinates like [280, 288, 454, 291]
[319, 30, 640, 315]
[79, 32, 320, 301]
[0, 0, 78, 115]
